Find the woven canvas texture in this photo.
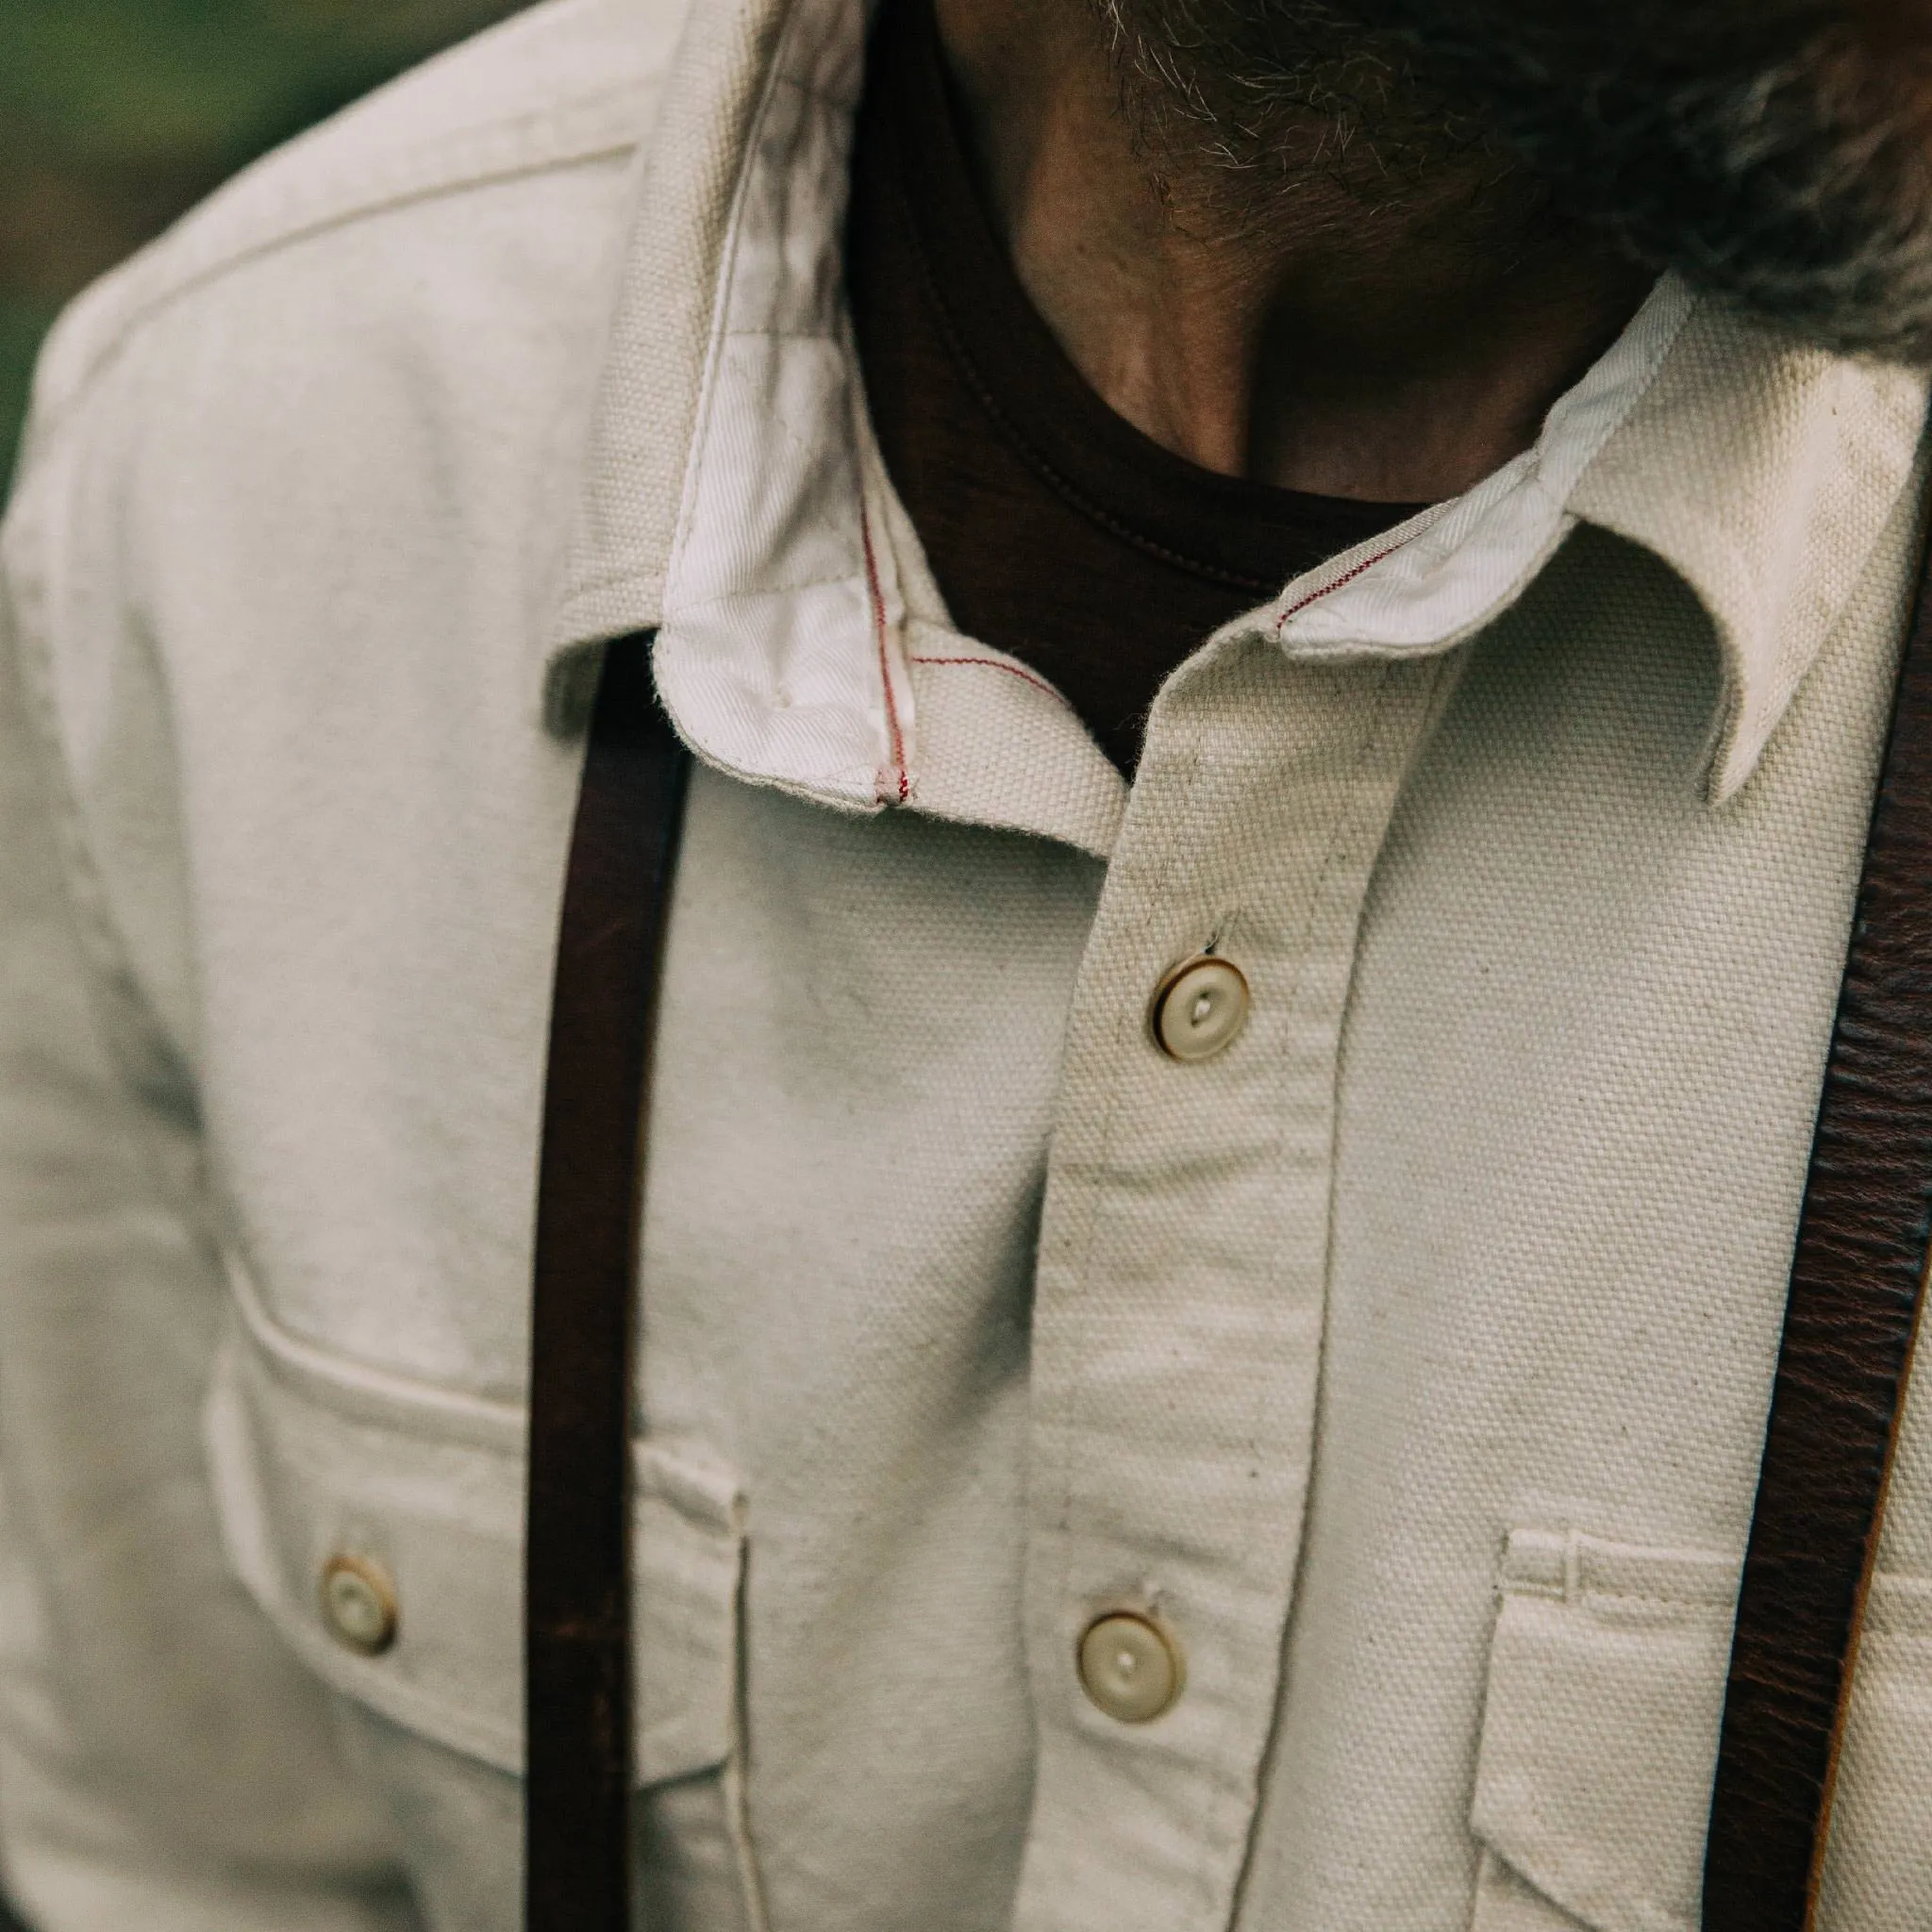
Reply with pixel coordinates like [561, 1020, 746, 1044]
[0, 0, 1930, 1928]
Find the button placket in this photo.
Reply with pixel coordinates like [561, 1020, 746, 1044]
[1017, 641, 1461, 1932]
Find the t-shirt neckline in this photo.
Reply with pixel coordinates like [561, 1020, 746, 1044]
[879, 0, 1425, 595]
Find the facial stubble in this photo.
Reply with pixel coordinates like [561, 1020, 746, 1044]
[1095, 0, 1932, 358]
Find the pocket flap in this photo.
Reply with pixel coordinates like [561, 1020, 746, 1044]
[1469, 1528, 1739, 1932]
[1814, 1572, 1932, 1928]
[203, 1298, 743, 1788]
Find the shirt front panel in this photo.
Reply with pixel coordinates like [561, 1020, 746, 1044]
[1242, 510, 1920, 1928]
[638, 767, 1104, 1928]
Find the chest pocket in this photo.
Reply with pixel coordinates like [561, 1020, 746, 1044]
[1468, 1528, 1932, 1932]
[199, 1256, 745, 1791]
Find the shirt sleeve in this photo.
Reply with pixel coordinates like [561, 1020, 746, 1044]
[0, 316, 418, 1932]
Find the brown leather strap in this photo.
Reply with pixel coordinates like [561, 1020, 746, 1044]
[525, 633, 690, 1932]
[1705, 508, 1932, 1928]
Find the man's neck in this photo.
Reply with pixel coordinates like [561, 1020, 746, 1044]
[931, 0, 1655, 501]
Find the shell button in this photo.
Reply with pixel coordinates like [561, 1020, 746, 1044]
[1150, 955, 1250, 1062]
[1077, 1611, 1183, 1724]
[321, 1554, 398, 1656]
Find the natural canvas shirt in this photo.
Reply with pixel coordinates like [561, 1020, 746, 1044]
[1, 2, 1931, 1931]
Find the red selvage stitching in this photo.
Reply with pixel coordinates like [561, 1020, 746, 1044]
[908, 654, 1074, 709]
[861, 506, 910, 803]
[1272, 542, 1407, 635]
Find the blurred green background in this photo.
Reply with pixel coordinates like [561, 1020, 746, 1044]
[0, 0, 532, 492]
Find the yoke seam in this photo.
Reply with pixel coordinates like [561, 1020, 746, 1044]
[21, 90, 652, 465]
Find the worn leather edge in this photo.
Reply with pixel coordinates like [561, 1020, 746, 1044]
[1704, 504, 1932, 1929]
[525, 632, 690, 1932]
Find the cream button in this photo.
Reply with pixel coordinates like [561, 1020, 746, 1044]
[321, 1554, 398, 1656]
[1150, 955, 1249, 1061]
[1077, 1611, 1183, 1724]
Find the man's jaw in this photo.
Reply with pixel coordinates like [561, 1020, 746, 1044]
[1094, 0, 1932, 360]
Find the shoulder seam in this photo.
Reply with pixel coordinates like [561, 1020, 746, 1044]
[28, 79, 654, 454]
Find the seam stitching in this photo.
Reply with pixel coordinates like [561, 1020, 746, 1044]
[908, 653, 1073, 708]
[1271, 541, 1408, 635]
[24, 92, 652, 461]
[862, 505, 909, 802]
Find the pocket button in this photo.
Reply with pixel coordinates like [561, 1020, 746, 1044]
[321, 1553, 399, 1656]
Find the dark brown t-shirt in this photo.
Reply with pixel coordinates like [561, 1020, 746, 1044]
[845, 0, 1423, 773]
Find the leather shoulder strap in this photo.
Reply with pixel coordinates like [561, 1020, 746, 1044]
[525, 633, 691, 1932]
[1705, 508, 1932, 1928]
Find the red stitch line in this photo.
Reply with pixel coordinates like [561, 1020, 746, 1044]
[1272, 541, 1406, 635]
[908, 654, 1073, 708]
[861, 506, 909, 804]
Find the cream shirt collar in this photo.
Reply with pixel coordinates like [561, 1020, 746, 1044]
[547, 0, 1929, 842]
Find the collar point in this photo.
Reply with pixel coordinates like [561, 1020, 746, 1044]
[1706, 711, 1777, 808]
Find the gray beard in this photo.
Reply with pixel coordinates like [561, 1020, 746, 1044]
[1094, 0, 1932, 360]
